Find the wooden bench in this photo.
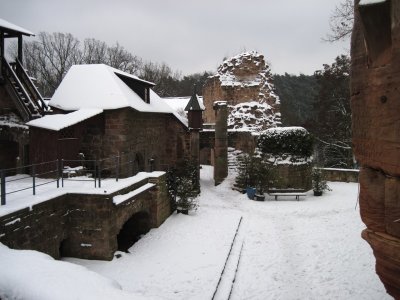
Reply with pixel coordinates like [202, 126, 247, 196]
[268, 189, 307, 201]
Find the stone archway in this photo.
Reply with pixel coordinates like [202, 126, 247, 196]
[116, 211, 151, 252]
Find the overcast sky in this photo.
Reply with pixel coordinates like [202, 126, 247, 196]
[1, 0, 349, 75]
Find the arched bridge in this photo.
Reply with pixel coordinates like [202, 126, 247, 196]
[0, 173, 171, 260]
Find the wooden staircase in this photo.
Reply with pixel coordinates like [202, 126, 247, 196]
[1, 57, 48, 121]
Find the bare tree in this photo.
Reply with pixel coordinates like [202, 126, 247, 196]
[8, 32, 145, 97]
[325, 0, 354, 42]
[36, 32, 82, 95]
[106, 42, 142, 74]
[139, 61, 181, 97]
[82, 38, 108, 64]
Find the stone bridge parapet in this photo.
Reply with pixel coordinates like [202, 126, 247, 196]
[0, 173, 171, 260]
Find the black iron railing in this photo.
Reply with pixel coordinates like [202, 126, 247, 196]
[0, 153, 169, 206]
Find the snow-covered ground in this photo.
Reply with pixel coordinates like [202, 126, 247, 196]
[0, 166, 391, 299]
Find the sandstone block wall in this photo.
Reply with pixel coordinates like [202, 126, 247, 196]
[273, 163, 312, 191]
[321, 168, 359, 183]
[352, 0, 400, 297]
[80, 109, 190, 174]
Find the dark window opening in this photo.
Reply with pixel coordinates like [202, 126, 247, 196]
[115, 73, 153, 103]
[117, 212, 150, 252]
[359, 0, 392, 67]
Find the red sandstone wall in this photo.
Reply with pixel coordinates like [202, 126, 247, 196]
[351, 1, 400, 298]
[80, 109, 190, 172]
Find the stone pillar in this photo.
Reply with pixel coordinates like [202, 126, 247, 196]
[190, 129, 200, 182]
[149, 174, 171, 227]
[213, 101, 228, 185]
[351, 1, 400, 298]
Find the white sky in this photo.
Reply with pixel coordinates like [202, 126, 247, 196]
[0, 0, 349, 75]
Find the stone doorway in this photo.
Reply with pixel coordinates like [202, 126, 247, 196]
[117, 211, 150, 252]
[0, 140, 18, 172]
[133, 153, 145, 175]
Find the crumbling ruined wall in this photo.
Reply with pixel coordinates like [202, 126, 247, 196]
[203, 51, 281, 131]
[351, 0, 400, 298]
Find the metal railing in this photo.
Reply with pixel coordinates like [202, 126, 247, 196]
[0, 152, 167, 206]
[1, 160, 59, 205]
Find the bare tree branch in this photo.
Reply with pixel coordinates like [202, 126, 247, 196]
[324, 0, 354, 43]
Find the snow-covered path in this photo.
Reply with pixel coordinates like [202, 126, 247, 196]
[67, 165, 389, 299]
[0, 165, 391, 299]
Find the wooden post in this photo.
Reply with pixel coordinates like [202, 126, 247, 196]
[0, 31, 4, 80]
[18, 34, 23, 63]
[1, 170, 5, 205]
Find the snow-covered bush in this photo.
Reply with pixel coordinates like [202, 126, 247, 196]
[257, 127, 313, 158]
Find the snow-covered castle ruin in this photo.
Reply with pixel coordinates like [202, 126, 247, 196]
[203, 51, 281, 131]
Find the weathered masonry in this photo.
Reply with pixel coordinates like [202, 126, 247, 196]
[352, 0, 400, 298]
[0, 173, 171, 260]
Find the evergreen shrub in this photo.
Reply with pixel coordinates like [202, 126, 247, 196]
[257, 127, 313, 158]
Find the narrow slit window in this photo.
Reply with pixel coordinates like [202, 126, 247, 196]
[358, 0, 392, 67]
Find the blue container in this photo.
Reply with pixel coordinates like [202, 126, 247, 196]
[246, 187, 256, 200]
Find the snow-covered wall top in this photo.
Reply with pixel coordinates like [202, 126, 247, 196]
[0, 113, 29, 130]
[216, 51, 277, 92]
[359, 0, 386, 6]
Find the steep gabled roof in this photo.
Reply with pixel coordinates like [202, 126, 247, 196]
[49, 64, 173, 114]
[184, 92, 204, 111]
[0, 18, 34, 36]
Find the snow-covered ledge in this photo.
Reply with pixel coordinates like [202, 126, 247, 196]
[0, 171, 165, 218]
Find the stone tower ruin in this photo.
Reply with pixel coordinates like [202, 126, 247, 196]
[202, 51, 281, 131]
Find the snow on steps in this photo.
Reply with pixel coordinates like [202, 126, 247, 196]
[228, 147, 243, 171]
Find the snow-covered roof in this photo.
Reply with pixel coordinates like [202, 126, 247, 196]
[27, 109, 103, 131]
[163, 96, 205, 111]
[185, 93, 204, 111]
[359, 0, 386, 6]
[49, 64, 173, 114]
[0, 18, 34, 36]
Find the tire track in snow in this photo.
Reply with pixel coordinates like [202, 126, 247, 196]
[212, 216, 244, 300]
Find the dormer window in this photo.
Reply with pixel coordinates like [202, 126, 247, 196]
[115, 73, 154, 103]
